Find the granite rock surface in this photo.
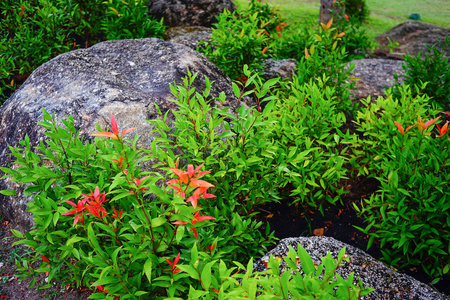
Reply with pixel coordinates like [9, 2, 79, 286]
[147, 0, 236, 27]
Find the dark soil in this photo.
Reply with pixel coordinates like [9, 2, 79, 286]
[0, 215, 93, 300]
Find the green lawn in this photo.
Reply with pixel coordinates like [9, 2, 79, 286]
[236, 0, 449, 43]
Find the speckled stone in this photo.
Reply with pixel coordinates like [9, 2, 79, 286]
[376, 21, 450, 58]
[147, 0, 236, 28]
[166, 26, 212, 50]
[260, 59, 298, 82]
[255, 237, 449, 300]
[348, 58, 405, 101]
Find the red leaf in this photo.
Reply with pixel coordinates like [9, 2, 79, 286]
[110, 113, 119, 135]
[173, 253, 180, 266]
[120, 127, 137, 137]
[193, 215, 215, 223]
[189, 179, 214, 188]
[91, 132, 118, 139]
[193, 163, 205, 175]
[172, 220, 188, 225]
[186, 165, 195, 177]
[40, 254, 50, 263]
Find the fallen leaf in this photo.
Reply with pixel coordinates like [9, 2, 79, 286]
[313, 228, 324, 236]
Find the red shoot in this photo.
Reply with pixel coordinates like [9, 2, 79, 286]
[91, 113, 137, 140]
[112, 207, 123, 220]
[172, 211, 215, 239]
[394, 121, 414, 136]
[164, 253, 181, 274]
[417, 116, 440, 134]
[436, 121, 450, 138]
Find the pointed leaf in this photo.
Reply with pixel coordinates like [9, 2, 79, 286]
[120, 127, 137, 137]
[110, 113, 119, 135]
[297, 244, 315, 275]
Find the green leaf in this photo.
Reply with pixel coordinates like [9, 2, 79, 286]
[297, 244, 314, 275]
[443, 264, 450, 274]
[66, 235, 87, 246]
[151, 217, 166, 228]
[87, 223, 105, 257]
[11, 229, 23, 239]
[431, 278, 440, 285]
[177, 265, 199, 280]
[0, 190, 16, 196]
[29, 278, 36, 289]
[92, 276, 118, 286]
[232, 82, 241, 98]
[111, 192, 132, 202]
[200, 261, 215, 291]
[111, 246, 122, 269]
[143, 258, 152, 283]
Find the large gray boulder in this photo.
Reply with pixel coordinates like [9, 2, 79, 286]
[256, 237, 449, 300]
[260, 58, 297, 82]
[165, 26, 213, 50]
[0, 38, 243, 230]
[348, 58, 405, 101]
[147, 0, 236, 28]
[376, 21, 450, 58]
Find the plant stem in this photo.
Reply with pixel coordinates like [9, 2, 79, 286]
[412, 132, 424, 175]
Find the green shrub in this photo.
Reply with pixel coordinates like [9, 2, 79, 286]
[148, 70, 282, 261]
[351, 85, 437, 176]
[150, 68, 354, 226]
[186, 244, 374, 299]
[339, 18, 371, 60]
[101, 0, 165, 40]
[393, 38, 450, 108]
[0, 0, 74, 105]
[274, 21, 356, 108]
[199, 8, 272, 80]
[57, 0, 105, 41]
[1, 110, 224, 298]
[0, 0, 166, 106]
[242, 0, 284, 34]
[328, 0, 371, 59]
[0, 70, 367, 298]
[353, 86, 449, 281]
[344, 0, 370, 24]
[271, 79, 351, 213]
[271, 21, 314, 62]
[300, 19, 356, 107]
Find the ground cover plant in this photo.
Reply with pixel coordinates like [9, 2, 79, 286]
[0, 0, 449, 298]
[352, 86, 450, 280]
[1, 96, 373, 298]
[2, 71, 449, 298]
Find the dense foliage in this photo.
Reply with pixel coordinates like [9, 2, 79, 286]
[200, 0, 370, 81]
[0, 0, 165, 105]
[343, 0, 370, 24]
[1, 0, 449, 298]
[392, 38, 450, 108]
